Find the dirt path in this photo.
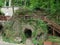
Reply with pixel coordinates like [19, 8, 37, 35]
[25, 38, 33, 45]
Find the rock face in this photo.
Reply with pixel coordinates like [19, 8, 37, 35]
[3, 10, 48, 44]
[10, 15, 48, 42]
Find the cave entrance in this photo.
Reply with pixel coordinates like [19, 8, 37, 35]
[6, 0, 9, 6]
[47, 26, 53, 35]
[24, 28, 32, 38]
[0, 24, 3, 33]
[0, 24, 3, 30]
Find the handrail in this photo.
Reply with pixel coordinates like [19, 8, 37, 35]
[41, 16, 60, 34]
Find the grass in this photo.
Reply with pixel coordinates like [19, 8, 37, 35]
[0, 0, 4, 7]
[2, 8, 48, 44]
[48, 36, 60, 43]
[2, 19, 47, 44]
[2, 36, 15, 43]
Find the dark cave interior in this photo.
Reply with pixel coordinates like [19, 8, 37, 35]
[47, 25, 60, 37]
[0, 24, 3, 31]
[24, 28, 32, 38]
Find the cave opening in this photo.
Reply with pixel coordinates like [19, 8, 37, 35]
[0, 24, 3, 33]
[47, 25, 53, 35]
[0, 24, 3, 30]
[24, 28, 32, 38]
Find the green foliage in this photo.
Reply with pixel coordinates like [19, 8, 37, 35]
[3, 36, 15, 43]
[0, 11, 5, 15]
[0, 0, 60, 15]
[0, 0, 4, 7]
[14, 8, 32, 15]
[32, 38, 38, 45]
[48, 36, 60, 43]
[30, 0, 40, 9]
[2, 18, 48, 44]
[12, 0, 60, 15]
[12, 0, 23, 6]
[4, 21, 13, 30]
[2, 29, 15, 43]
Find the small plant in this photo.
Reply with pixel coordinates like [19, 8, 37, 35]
[0, 0, 4, 7]
[48, 36, 60, 43]
[0, 11, 5, 15]
[14, 8, 32, 16]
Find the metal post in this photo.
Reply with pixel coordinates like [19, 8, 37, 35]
[4, 0, 6, 7]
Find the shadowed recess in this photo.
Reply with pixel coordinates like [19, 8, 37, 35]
[24, 28, 32, 38]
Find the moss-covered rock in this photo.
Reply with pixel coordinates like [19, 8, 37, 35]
[2, 9, 48, 44]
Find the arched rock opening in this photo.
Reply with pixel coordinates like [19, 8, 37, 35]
[24, 28, 32, 38]
[47, 26, 53, 35]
